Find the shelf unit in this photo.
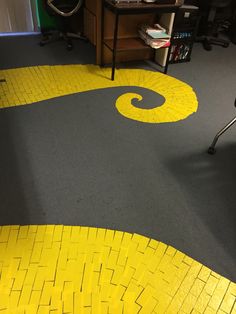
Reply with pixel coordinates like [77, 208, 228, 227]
[102, 0, 182, 80]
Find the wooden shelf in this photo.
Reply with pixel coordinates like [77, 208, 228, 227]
[103, 37, 152, 52]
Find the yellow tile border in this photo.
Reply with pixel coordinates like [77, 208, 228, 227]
[0, 65, 198, 124]
[0, 225, 235, 313]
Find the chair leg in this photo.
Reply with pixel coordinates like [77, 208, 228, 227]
[39, 31, 60, 46]
[62, 32, 88, 50]
[63, 33, 73, 51]
[208, 117, 236, 154]
[209, 37, 229, 48]
[67, 32, 87, 42]
[208, 99, 236, 154]
[203, 38, 212, 51]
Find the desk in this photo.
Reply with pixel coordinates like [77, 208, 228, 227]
[102, 0, 182, 80]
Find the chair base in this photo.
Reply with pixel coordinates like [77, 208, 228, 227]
[204, 36, 229, 50]
[196, 35, 230, 51]
[197, 1, 231, 51]
[40, 31, 87, 51]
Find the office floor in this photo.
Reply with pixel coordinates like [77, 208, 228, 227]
[0, 34, 236, 287]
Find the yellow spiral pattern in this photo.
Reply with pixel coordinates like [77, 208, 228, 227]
[0, 65, 198, 123]
[0, 225, 235, 314]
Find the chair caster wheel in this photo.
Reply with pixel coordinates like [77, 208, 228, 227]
[223, 43, 229, 48]
[204, 43, 212, 51]
[203, 39, 212, 51]
[67, 44, 73, 51]
[208, 147, 216, 155]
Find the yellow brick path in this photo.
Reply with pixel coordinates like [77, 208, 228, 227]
[0, 65, 198, 124]
[0, 225, 235, 313]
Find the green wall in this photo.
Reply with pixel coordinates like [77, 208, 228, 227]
[35, 0, 57, 30]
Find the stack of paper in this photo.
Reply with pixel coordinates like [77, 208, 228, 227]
[139, 24, 170, 49]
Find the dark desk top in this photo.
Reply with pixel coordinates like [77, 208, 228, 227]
[104, 0, 184, 14]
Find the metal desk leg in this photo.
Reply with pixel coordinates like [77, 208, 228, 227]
[164, 9, 179, 74]
[164, 24, 176, 74]
[101, 0, 105, 67]
[111, 12, 119, 81]
[164, 45, 171, 74]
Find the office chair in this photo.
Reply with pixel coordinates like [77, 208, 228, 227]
[40, 0, 86, 50]
[208, 98, 236, 154]
[198, 0, 231, 51]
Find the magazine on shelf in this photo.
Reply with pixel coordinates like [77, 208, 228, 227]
[138, 29, 170, 49]
[140, 24, 171, 39]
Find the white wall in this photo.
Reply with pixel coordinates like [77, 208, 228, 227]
[0, 0, 37, 33]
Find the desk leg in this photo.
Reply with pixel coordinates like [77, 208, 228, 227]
[164, 9, 179, 74]
[164, 45, 171, 74]
[111, 12, 119, 81]
[101, 0, 105, 67]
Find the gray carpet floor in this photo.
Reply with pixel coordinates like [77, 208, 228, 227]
[0, 35, 236, 281]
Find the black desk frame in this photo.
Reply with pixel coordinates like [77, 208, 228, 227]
[102, 0, 181, 80]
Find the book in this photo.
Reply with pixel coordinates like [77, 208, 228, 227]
[148, 32, 171, 39]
